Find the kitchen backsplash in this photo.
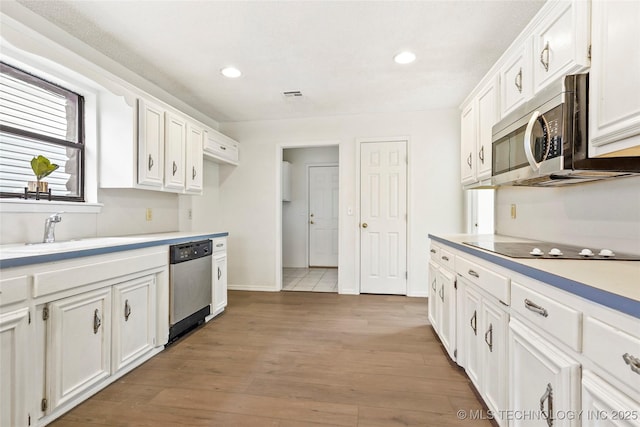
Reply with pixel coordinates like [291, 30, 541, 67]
[496, 175, 640, 254]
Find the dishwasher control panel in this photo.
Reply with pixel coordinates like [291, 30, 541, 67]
[170, 239, 212, 264]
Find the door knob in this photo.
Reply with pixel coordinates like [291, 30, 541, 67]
[362, 223, 368, 228]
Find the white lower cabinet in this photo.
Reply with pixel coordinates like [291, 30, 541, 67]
[0, 307, 30, 427]
[509, 318, 581, 427]
[459, 279, 508, 426]
[46, 287, 112, 411]
[436, 267, 456, 360]
[112, 275, 157, 372]
[582, 370, 640, 427]
[213, 254, 228, 315]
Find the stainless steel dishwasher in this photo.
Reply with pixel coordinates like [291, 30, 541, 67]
[168, 240, 212, 342]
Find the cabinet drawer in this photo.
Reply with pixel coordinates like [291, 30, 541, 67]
[212, 237, 226, 254]
[583, 316, 640, 395]
[438, 248, 455, 270]
[456, 256, 510, 304]
[511, 281, 582, 351]
[429, 244, 440, 263]
[0, 276, 29, 308]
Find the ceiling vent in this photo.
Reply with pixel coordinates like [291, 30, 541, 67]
[283, 91, 303, 98]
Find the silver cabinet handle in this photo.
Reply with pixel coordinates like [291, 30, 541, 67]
[218, 267, 222, 280]
[484, 323, 493, 352]
[525, 299, 549, 317]
[539, 383, 554, 427]
[540, 41, 550, 72]
[479, 146, 484, 164]
[124, 299, 131, 321]
[467, 153, 472, 168]
[93, 309, 102, 334]
[430, 249, 436, 254]
[216, 243, 224, 248]
[439, 285, 444, 302]
[172, 161, 177, 176]
[220, 145, 227, 151]
[468, 269, 479, 278]
[622, 353, 640, 375]
[515, 68, 523, 93]
[431, 278, 437, 292]
[148, 154, 154, 171]
[470, 310, 477, 336]
[192, 166, 196, 180]
[441, 256, 449, 262]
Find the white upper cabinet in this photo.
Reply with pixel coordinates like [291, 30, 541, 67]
[163, 111, 187, 190]
[476, 79, 498, 180]
[185, 122, 204, 193]
[589, 0, 640, 157]
[500, 42, 532, 118]
[460, 102, 477, 185]
[204, 128, 239, 165]
[137, 98, 165, 187]
[532, 0, 590, 94]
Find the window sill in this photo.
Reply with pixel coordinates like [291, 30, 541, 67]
[0, 199, 103, 214]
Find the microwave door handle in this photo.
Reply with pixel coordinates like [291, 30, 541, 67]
[524, 111, 542, 171]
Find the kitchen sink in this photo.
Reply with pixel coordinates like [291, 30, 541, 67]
[0, 236, 151, 256]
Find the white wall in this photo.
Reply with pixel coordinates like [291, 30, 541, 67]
[282, 147, 339, 268]
[496, 176, 640, 254]
[219, 109, 464, 296]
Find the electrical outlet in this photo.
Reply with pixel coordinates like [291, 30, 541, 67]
[146, 208, 153, 221]
[188, 209, 193, 220]
[510, 204, 517, 219]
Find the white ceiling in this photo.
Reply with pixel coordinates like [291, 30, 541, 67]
[16, 0, 545, 123]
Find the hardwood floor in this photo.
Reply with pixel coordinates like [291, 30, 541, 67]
[50, 291, 491, 427]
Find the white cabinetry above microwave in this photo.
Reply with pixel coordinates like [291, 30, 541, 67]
[588, 0, 640, 158]
[459, 0, 591, 188]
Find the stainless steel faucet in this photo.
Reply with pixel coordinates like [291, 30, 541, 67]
[43, 212, 63, 243]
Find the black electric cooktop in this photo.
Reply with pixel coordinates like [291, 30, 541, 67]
[463, 241, 640, 261]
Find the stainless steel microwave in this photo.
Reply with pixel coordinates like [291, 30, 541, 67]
[491, 73, 640, 187]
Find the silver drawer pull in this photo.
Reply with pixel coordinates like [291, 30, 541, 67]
[468, 269, 479, 278]
[622, 353, 640, 375]
[525, 299, 549, 317]
[216, 243, 224, 248]
[539, 383, 554, 427]
[439, 285, 444, 302]
[430, 249, 436, 254]
[441, 256, 449, 262]
[124, 300, 132, 321]
[93, 309, 102, 334]
[470, 310, 477, 335]
[431, 278, 437, 292]
[484, 323, 493, 352]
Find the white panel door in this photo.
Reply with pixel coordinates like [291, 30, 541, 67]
[308, 166, 339, 267]
[360, 141, 407, 295]
[0, 308, 29, 427]
[137, 99, 164, 187]
[164, 111, 186, 190]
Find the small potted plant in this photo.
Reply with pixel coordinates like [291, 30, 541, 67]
[28, 155, 59, 193]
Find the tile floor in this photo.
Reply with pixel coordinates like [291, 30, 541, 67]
[282, 267, 338, 292]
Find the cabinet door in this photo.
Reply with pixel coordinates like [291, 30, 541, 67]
[481, 298, 508, 424]
[438, 268, 456, 361]
[509, 319, 581, 427]
[533, 0, 590, 93]
[137, 99, 165, 187]
[476, 80, 498, 180]
[0, 308, 29, 427]
[112, 276, 157, 372]
[213, 255, 227, 315]
[47, 288, 111, 411]
[582, 370, 640, 427]
[461, 282, 481, 389]
[428, 261, 440, 330]
[164, 111, 186, 190]
[460, 102, 477, 185]
[589, 0, 640, 157]
[186, 122, 204, 193]
[500, 43, 532, 118]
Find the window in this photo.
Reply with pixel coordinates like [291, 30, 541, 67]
[0, 62, 84, 201]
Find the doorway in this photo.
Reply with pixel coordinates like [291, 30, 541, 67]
[280, 145, 339, 292]
[359, 140, 407, 295]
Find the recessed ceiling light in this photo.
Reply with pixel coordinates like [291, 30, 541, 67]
[394, 51, 416, 64]
[221, 67, 242, 78]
